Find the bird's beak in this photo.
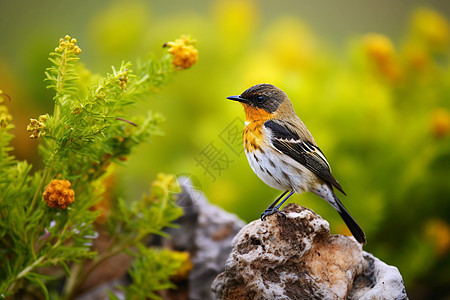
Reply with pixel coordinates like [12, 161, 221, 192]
[227, 95, 247, 103]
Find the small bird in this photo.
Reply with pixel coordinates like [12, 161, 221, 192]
[227, 83, 366, 244]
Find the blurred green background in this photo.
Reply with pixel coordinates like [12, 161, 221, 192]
[1, 0, 450, 298]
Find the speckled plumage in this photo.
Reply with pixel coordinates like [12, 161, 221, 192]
[228, 83, 366, 244]
[244, 122, 316, 194]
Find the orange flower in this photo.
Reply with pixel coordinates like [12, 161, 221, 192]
[43, 179, 75, 209]
[431, 108, 450, 139]
[424, 218, 450, 257]
[164, 36, 198, 70]
[363, 33, 401, 82]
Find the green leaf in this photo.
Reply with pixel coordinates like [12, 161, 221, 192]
[25, 272, 50, 300]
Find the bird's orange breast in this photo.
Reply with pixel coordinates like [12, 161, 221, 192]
[241, 103, 272, 152]
[243, 120, 266, 152]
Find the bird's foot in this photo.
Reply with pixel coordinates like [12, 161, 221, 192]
[260, 208, 286, 221]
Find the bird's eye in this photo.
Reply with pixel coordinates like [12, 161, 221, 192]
[257, 95, 264, 101]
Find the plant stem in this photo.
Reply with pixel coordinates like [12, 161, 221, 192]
[62, 263, 83, 299]
[6, 254, 46, 295]
[28, 164, 51, 216]
[28, 128, 60, 215]
[9, 223, 67, 293]
[27, 43, 67, 215]
[65, 234, 140, 299]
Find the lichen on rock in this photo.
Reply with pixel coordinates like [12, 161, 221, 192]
[212, 203, 408, 300]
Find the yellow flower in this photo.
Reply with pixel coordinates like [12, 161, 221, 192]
[363, 33, 401, 82]
[169, 251, 193, 282]
[141, 173, 181, 206]
[55, 35, 82, 55]
[26, 115, 47, 139]
[0, 104, 13, 129]
[431, 108, 450, 139]
[411, 8, 449, 53]
[118, 69, 129, 90]
[43, 179, 75, 209]
[164, 36, 198, 70]
[152, 173, 181, 196]
[364, 34, 394, 63]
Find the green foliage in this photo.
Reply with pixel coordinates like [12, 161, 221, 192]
[107, 173, 183, 240]
[0, 35, 190, 299]
[114, 245, 185, 300]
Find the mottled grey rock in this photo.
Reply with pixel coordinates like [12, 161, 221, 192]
[348, 252, 408, 300]
[212, 203, 408, 300]
[162, 176, 245, 300]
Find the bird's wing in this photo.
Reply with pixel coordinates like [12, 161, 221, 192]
[264, 119, 346, 195]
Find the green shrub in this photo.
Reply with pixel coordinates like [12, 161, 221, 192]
[0, 34, 197, 299]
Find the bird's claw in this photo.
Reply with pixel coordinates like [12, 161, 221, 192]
[260, 208, 286, 221]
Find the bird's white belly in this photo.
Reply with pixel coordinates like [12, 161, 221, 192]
[245, 147, 315, 193]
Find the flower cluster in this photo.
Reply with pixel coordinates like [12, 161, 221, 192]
[43, 179, 75, 209]
[164, 36, 198, 70]
[0, 92, 12, 129]
[26, 115, 47, 139]
[0, 106, 12, 129]
[431, 108, 450, 139]
[55, 35, 82, 55]
[412, 8, 449, 53]
[151, 173, 180, 199]
[363, 33, 401, 82]
[118, 69, 129, 90]
[170, 251, 193, 282]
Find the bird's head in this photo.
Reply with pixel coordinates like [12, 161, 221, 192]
[227, 83, 293, 122]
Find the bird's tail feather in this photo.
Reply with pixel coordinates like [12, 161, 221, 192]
[331, 191, 366, 244]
